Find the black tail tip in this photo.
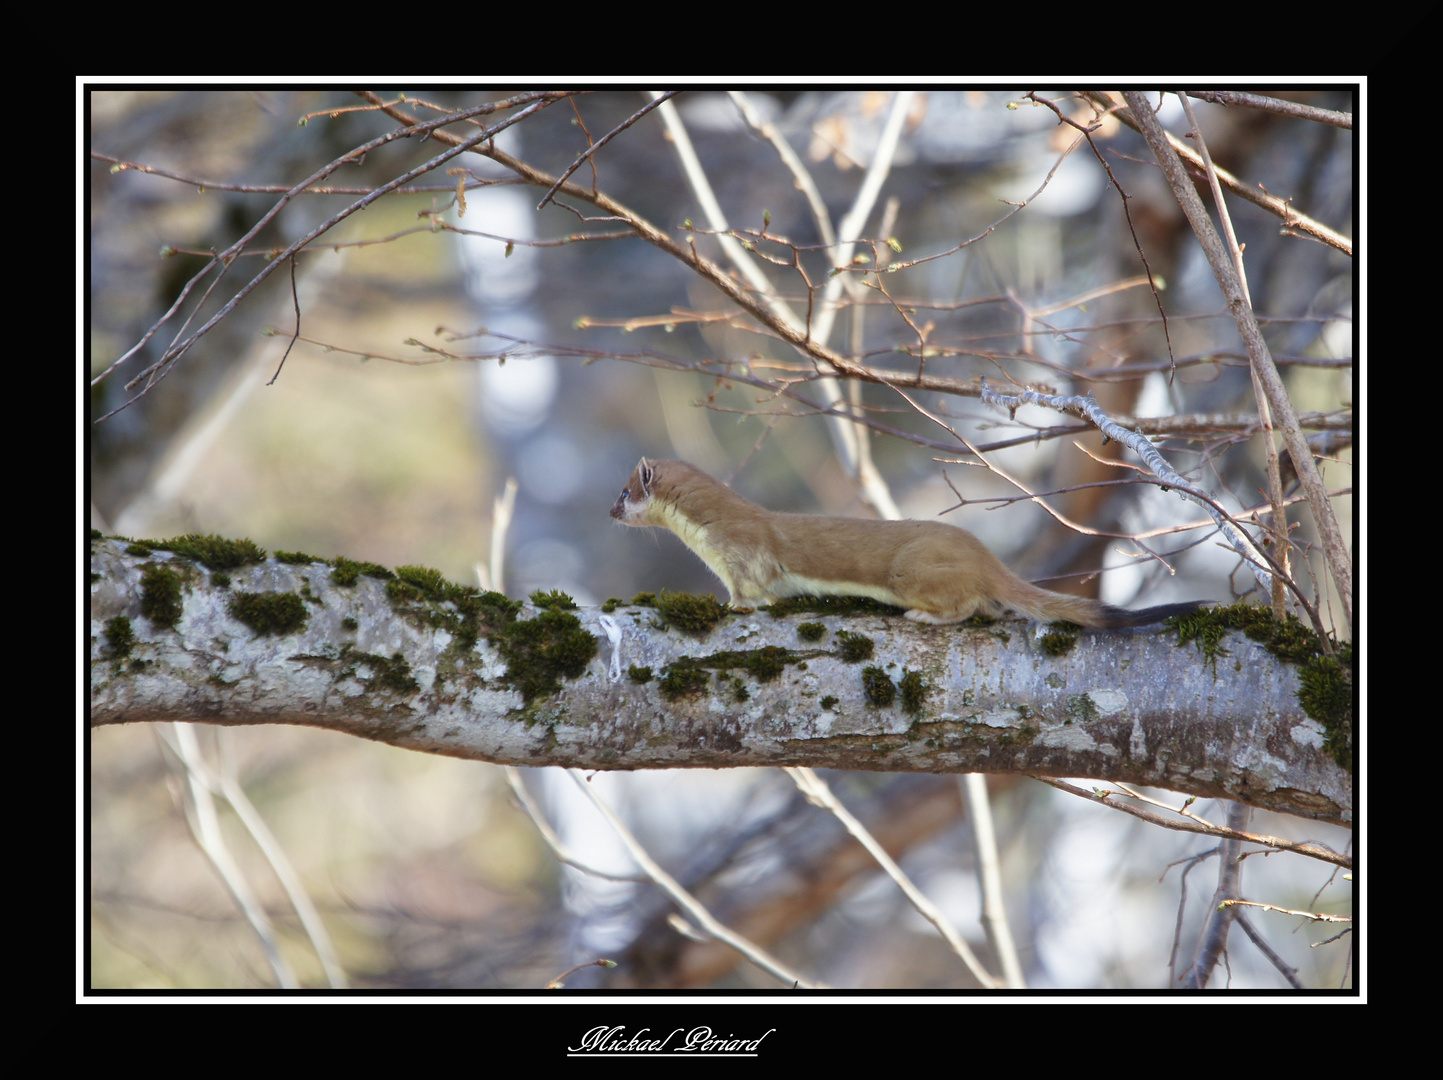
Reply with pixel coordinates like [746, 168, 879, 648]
[1106, 600, 1210, 628]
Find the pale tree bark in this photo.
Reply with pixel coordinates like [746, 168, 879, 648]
[89, 540, 1351, 826]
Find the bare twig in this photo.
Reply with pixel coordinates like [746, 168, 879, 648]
[1025, 92, 1176, 378]
[1121, 92, 1352, 631]
[1034, 778, 1350, 869]
[1219, 899, 1352, 923]
[536, 91, 677, 210]
[567, 770, 825, 989]
[1184, 90, 1352, 130]
[159, 724, 299, 988]
[502, 768, 648, 883]
[93, 94, 568, 420]
[1091, 91, 1352, 256]
[1233, 912, 1305, 988]
[959, 774, 1026, 988]
[978, 382, 1272, 596]
[1178, 92, 1292, 619]
[1181, 801, 1247, 988]
[786, 767, 999, 988]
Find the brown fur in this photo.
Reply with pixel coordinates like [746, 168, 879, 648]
[612, 458, 1203, 628]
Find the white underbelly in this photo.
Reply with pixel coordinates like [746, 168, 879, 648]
[771, 571, 909, 607]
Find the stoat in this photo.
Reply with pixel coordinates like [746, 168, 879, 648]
[610, 457, 1204, 628]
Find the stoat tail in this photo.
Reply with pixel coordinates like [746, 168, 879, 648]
[997, 575, 1204, 629]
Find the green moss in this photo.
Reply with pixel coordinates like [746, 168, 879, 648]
[819, 695, 839, 711]
[796, 621, 827, 642]
[861, 666, 896, 707]
[529, 589, 578, 610]
[1037, 628, 1078, 655]
[373, 652, 419, 693]
[140, 564, 184, 629]
[1175, 605, 1353, 761]
[369, 566, 560, 697]
[490, 607, 598, 703]
[1217, 605, 1323, 664]
[342, 616, 359, 632]
[658, 656, 710, 701]
[654, 645, 803, 702]
[630, 592, 657, 607]
[1176, 602, 1339, 669]
[274, 550, 322, 565]
[739, 645, 792, 681]
[601, 598, 624, 613]
[835, 630, 874, 662]
[653, 590, 730, 634]
[148, 534, 267, 570]
[103, 616, 135, 660]
[628, 665, 653, 683]
[126, 543, 153, 557]
[382, 566, 503, 652]
[477, 591, 523, 622]
[210, 571, 231, 588]
[391, 564, 450, 599]
[763, 595, 905, 619]
[1299, 649, 1354, 770]
[338, 645, 419, 694]
[330, 556, 394, 587]
[898, 669, 929, 715]
[729, 678, 750, 703]
[1174, 608, 1232, 674]
[228, 591, 309, 636]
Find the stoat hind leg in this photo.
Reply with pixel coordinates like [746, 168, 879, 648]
[904, 597, 991, 625]
[905, 608, 959, 625]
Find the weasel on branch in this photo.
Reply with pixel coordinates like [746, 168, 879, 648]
[611, 458, 1204, 628]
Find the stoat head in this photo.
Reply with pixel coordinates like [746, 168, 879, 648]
[610, 457, 657, 526]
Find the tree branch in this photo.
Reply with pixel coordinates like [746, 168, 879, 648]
[90, 540, 1351, 826]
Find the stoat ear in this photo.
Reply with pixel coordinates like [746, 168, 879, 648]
[639, 458, 654, 495]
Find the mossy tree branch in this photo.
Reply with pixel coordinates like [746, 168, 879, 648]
[89, 539, 1351, 826]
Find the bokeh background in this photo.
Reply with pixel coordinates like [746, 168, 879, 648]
[87, 88, 1354, 991]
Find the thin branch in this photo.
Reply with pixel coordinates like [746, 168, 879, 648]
[1180, 801, 1247, 988]
[1178, 91, 1293, 619]
[959, 774, 1026, 989]
[1025, 92, 1176, 377]
[92, 150, 515, 197]
[785, 767, 999, 988]
[1233, 912, 1305, 988]
[536, 91, 678, 210]
[1218, 899, 1352, 923]
[1090, 91, 1352, 256]
[979, 382, 1273, 596]
[212, 730, 348, 987]
[1184, 90, 1352, 130]
[567, 770, 825, 989]
[93, 95, 569, 420]
[1121, 92, 1352, 631]
[502, 768, 648, 884]
[159, 724, 298, 988]
[1034, 778, 1350, 869]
